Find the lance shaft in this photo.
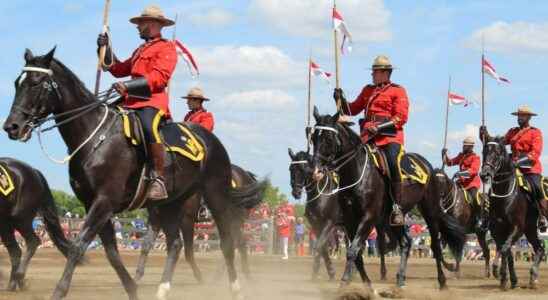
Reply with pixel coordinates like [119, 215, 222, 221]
[94, 0, 111, 96]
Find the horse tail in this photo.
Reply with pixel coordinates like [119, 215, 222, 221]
[229, 178, 269, 209]
[36, 171, 73, 259]
[438, 210, 466, 260]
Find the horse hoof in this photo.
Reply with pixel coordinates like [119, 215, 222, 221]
[156, 282, 171, 300]
[529, 280, 538, 290]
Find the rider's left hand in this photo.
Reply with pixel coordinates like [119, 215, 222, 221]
[113, 81, 127, 95]
[367, 126, 378, 136]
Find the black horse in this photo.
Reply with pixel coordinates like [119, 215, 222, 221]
[480, 137, 545, 290]
[288, 149, 340, 280]
[0, 157, 75, 291]
[135, 164, 258, 283]
[434, 169, 491, 278]
[3, 48, 265, 300]
[288, 148, 402, 282]
[310, 108, 464, 291]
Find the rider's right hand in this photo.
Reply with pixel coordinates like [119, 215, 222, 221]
[97, 33, 109, 48]
[333, 88, 345, 101]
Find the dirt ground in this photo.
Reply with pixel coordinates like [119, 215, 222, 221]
[0, 249, 547, 300]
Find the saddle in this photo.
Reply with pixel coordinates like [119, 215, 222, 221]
[117, 107, 205, 162]
[365, 144, 429, 185]
[0, 163, 15, 197]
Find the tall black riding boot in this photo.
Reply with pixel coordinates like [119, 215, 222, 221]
[148, 143, 168, 200]
[390, 181, 405, 226]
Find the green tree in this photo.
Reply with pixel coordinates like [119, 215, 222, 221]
[51, 189, 85, 216]
[263, 181, 289, 208]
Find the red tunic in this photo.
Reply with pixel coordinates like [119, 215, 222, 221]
[184, 109, 214, 132]
[343, 82, 409, 146]
[108, 38, 177, 116]
[447, 152, 481, 190]
[503, 127, 543, 174]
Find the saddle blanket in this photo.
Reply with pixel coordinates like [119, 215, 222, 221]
[118, 107, 205, 162]
[0, 163, 15, 197]
[516, 169, 548, 200]
[366, 144, 429, 185]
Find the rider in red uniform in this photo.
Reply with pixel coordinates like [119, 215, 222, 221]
[480, 105, 547, 231]
[97, 5, 177, 200]
[442, 136, 483, 227]
[334, 55, 409, 225]
[182, 87, 214, 132]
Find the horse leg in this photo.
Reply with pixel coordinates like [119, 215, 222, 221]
[237, 234, 251, 281]
[51, 199, 112, 300]
[314, 221, 334, 280]
[425, 221, 448, 289]
[156, 209, 183, 300]
[311, 247, 321, 280]
[0, 225, 22, 291]
[181, 211, 203, 283]
[354, 248, 374, 291]
[377, 226, 387, 281]
[475, 229, 491, 278]
[343, 218, 375, 293]
[98, 221, 138, 300]
[499, 248, 509, 291]
[492, 250, 501, 279]
[135, 223, 159, 282]
[396, 227, 412, 288]
[14, 221, 40, 290]
[507, 250, 518, 289]
[321, 245, 336, 281]
[524, 225, 545, 289]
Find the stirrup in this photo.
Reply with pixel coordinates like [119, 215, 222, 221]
[538, 216, 548, 233]
[148, 177, 168, 200]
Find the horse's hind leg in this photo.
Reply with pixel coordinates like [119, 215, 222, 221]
[424, 220, 447, 289]
[524, 226, 545, 289]
[135, 211, 160, 282]
[98, 220, 138, 299]
[181, 209, 203, 283]
[0, 225, 22, 291]
[507, 251, 518, 289]
[14, 221, 40, 290]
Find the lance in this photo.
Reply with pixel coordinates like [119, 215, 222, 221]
[94, 0, 112, 96]
[333, 0, 343, 114]
[442, 76, 451, 170]
[306, 55, 313, 152]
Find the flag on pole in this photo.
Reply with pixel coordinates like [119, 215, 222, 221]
[174, 40, 199, 78]
[448, 92, 469, 106]
[332, 7, 353, 54]
[482, 57, 510, 84]
[310, 60, 332, 84]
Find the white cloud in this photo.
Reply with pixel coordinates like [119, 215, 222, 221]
[466, 21, 548, 53]
[448, 123, 478, 144]
[188, 45, 304, 89]
[189, 8, 235, 28]
[222, 89, 296, 111]
[249, 0, 391, 43]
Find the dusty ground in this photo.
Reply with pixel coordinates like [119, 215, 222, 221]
[0, 249, 547, 300]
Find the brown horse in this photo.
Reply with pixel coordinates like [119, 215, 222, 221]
[480, 137, 545, 290]
[135, 164, 258, 283]
[0, 157, 76, 291]
[434, 169, 491, 277]
[3, 48, 266, 300]
[311, 108, 465, 290]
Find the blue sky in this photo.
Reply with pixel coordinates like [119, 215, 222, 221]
[2, 0, 548, 201]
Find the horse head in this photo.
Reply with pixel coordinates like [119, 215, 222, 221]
[433, 168, 452, 199]
[288, 148, 314, 199]
[480, 136, 509, 191]
[4, 47, 60, 141]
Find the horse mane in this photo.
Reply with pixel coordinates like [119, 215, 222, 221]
[50, 58, 95, 101]
[337, 122, 362, 148]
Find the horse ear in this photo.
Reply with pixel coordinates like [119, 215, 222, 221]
[288, 148, 296, 160]
[313, 106, 320, 122]
[24, 49, 34, 62]
[42, 46, 57, 66]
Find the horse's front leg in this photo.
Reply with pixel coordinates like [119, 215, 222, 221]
[14, 222, 40, 290]
[396, 226, 412, 287]
[51, 199, 112, 300]
[135, 212, 160, 282]
[156, 206, 183, 300]
[99, 220, 138, 300]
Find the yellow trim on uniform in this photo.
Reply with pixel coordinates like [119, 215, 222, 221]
[515, 169, 530, 191]
[152, 110, 165, 144]
[462, 187, 470, 204]
[0, 165, 15, 197]
[542, 177, 548, 200]
[163, 124, 205, 162]
[475, 190, 481, 206]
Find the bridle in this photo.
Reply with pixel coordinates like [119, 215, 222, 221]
[482, 141, 517, 198]
[13, 65, 118, 164]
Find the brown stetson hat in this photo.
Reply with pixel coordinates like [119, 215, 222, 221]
[370, 55, 394, 70]
[181, 87, 210, 101]
[129, 5, 175, 27]
[511, 105, 537, 116]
